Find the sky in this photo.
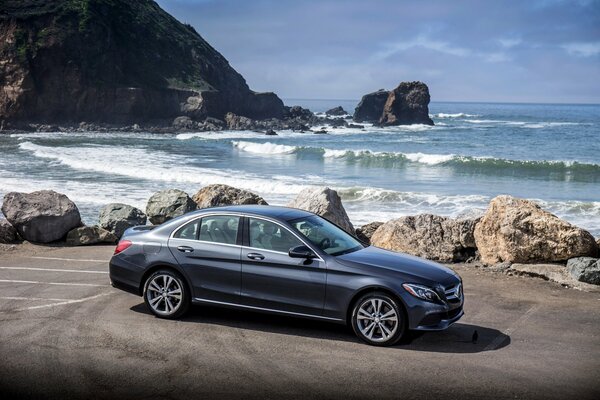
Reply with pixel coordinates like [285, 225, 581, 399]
[156, 0, 600, 103]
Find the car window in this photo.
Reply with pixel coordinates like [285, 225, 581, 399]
[199, 215, 240, 245]
[290, 215, 363, 256]
[173, 219, 199, 240]
[248, 218, 302, 253]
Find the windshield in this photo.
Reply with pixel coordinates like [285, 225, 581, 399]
[288, 215, 364, 256]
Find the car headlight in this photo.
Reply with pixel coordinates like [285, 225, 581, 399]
[402, 283, 441, 303]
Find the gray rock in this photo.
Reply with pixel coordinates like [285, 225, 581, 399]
[173, 116, 195, 129]
[1, 190, 81, 243]
[99, 203, 147, 238]
[146, 189, 196, 225]
[224, 112, 255, 130]
[567, 257, 600, 285]
[370, 214, 478, 262]
[66, 226, 118, 246]
[353, 89, 389, 122]
[379, 81, 434, 126]
[325, 106, 347, 116]
[510, 263, 600, 292]
[0, 219, 18, 243]
[192, 184, 268, 209]
[287, 187, 354, 234]
[355, 222, 384, 244]
[284, 105, 314, 119]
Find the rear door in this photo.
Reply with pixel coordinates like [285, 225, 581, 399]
[240, 216, 326, 316]
[169, 214, 242, 303]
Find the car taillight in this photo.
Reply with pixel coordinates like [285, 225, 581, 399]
[114, 240, 132, 255]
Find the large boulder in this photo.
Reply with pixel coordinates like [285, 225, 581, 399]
[370, 214, 478, 262]
[287, 187, 354, 234]
[379, 81, 434, 126]
[474, 195, 598, 264]
[355, 222, 384, 244]
[566, 257, 600, 285]
[99, 203, 147, 238]
[146, 189, 196, 225]
[66, 226, 118, 246]
[1, 190, 81, 243]
[353, 89, 389, 123]
[192, 184, 268, 209]
[0, 219, 18, 243]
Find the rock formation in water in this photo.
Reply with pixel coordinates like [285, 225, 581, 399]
[353, 90, 390, 123]
[0, 0, 284, 126]
[354, 82, 434, 126]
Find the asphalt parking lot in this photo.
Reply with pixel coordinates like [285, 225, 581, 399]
[0, 244, 598, 399]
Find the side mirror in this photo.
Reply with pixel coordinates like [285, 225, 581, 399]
[289, 245, 317, 259]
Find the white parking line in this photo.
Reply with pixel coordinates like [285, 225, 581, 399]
[7, 292, 111, 312]
[0, 279, 107, 287]
[0, 296, 71, 302]
[484, 304, 541, 351]
[0, 267, 107, 274]
[25, 256, 108, 263]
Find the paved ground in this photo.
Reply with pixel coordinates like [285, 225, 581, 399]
[0, 244, 598, 399]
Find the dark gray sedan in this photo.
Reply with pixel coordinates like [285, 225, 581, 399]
[109, 205, 463, 346]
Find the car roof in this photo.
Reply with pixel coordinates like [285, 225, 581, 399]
[193, 205, 315, 221]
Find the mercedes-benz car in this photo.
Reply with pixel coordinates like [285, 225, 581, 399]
[109, 205, 463, 346]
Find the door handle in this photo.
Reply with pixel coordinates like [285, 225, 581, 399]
[247, 252, 265, 260]
[177, 246, 194, 253]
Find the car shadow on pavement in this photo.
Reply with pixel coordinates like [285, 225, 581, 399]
[130, 303, 509, 353]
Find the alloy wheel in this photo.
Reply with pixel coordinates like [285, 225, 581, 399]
[146, 273, 183, 316]
[355, 296, 400, 344]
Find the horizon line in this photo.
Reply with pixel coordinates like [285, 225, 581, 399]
[282, 98, 600, 106]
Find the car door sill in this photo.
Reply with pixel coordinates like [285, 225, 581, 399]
[192, 297, 344, 322]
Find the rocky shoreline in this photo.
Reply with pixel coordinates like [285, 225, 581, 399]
[0, 80, 435, 135]
[1, 185, 599, 291]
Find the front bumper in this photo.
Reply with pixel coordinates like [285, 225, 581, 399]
[402, 290, 464, 331]
[412, 306, 464, 331]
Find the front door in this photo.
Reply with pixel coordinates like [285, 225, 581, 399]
[240, 217, 326, 316]
[169, 215, 242, 303]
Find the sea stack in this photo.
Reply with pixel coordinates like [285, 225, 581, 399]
[354, 81, 434, 126]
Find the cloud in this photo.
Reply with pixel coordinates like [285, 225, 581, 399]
[484, 52, 511, 62]
[561, 42, 600, 57]
[498, 38, 522, 48]
[374, 35, 471, 60]
[375, 35, 510, 63]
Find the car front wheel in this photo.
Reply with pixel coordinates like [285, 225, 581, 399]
[351, 292, 405, 346]
[143, 270, 190, 319]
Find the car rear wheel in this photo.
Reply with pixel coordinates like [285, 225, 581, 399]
[351, 292, 405, 346]
[143, 270, 190, 319]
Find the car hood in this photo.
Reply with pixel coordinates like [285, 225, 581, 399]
[337, 246, 459, 285]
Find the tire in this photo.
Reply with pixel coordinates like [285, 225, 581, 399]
[351, 291, 405, 346]
[143, 269, 190, 319]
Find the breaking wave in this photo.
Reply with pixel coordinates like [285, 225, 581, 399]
[230, 141, 600, 173]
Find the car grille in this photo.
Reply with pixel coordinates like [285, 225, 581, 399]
[443, 283, 462, 303]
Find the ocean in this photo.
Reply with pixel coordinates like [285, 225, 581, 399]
[1, 100, 599, 236]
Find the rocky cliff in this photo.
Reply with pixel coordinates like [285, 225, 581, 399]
[0, 0, 284, 125]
